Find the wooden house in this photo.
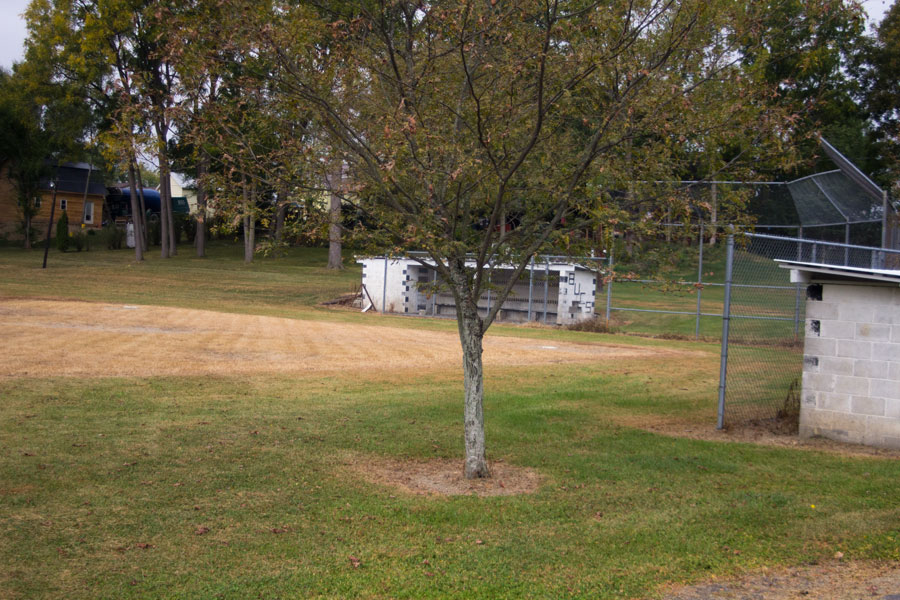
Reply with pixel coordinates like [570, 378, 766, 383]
[0, 162, 107, 240]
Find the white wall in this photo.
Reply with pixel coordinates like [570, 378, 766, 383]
[359, 258, 411, 313]
[801, 281, 900, 448]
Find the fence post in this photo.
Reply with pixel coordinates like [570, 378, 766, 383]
[605, 247, 613, 324]
[382, 256, 388, 314]
[527, 255, 535, 321]
[717, 234, 735, 430]
[844, 224, 850, 265]
[543, 258, 550, 323]
[695, 222, 704, 338]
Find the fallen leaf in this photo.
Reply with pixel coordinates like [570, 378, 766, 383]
[348, 555, 361, 568]
[135, 543, 154, 550]
[834, 551, 844, 560]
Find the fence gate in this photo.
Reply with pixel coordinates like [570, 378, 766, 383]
[717, 234, 806, 428]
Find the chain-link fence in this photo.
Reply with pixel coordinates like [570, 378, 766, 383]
[716, 233, 900, 427]
[716, 235, 805, 427]
[599, 231, 900, 428]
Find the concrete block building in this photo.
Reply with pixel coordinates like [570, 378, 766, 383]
[779, 261, 900, 448]
[358, 256, 598, 325]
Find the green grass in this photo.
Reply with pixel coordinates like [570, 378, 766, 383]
[1, 243, 898, 599]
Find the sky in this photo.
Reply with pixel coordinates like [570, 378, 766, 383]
[0, 0, 896, 70]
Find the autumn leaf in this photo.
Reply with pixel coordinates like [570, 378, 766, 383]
[348, 555, 361, 568]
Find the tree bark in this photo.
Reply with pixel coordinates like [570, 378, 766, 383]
[242, 175, 254, 263]
[127, 162, 144, 262]
[130, 157, 147, 253]
[274, 182, 288, 245]
[709, 182, 718, 246]
[458, 302, 489, 479]
[135, 166, 148, 250]
[23, 212, 31, 249]
[158, 146, 170, 258]
[195, 153, 208, 257]
[327, 164, 343, 269]
[450, 265, 489, 479]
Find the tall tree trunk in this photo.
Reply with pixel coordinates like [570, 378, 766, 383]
[195, 153, 208, 257]
[275, 202, 287, 244]
[127, 162, 144, 262]
[327, 164, 342, 269]
[135, 166, 148, 250]
[242, 175, 254, 263]
[130, 157, 147, 253]
[23, 213, 31, 249]
[709, 182, 718, 246]
[274, 182, 288, 245]
[158, 147, 170, 259]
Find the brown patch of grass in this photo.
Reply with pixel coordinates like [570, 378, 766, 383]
[661, 560, 900, 600]
[346, 456, 542, 497]
[565, 317, 617, 334]
[612, 413, 900, 460]
[0, 299, 677, 380]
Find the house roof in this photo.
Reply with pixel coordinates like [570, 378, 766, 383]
[775, 260, 900, 285]
[39, 163, 107, 197]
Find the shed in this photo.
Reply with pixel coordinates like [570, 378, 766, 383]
[357, 256, 598, 325]
[777, 260, 900, 448]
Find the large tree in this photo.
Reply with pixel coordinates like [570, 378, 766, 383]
[219, 0, 800, 478]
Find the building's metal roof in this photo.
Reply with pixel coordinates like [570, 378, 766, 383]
[39, 163, 107, 196]
[358, 255, 602, 272]
[776, 260, 900, 284]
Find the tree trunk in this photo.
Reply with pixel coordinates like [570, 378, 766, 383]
[127, 162, 144, 262]
[327, 165, 342, 269]
[709, 182, 718, 246]
[23, 213, 31, 249]
[195, 154, 208, 257]
[135, 166, 148, 250]
[242, 176, 254, 263]
[158, 147, 170, 258]
[456, 298, 489, 479]
[130, 157, 147, 253]
[274, 182, 288, 244]
[449, 264, 489, 479]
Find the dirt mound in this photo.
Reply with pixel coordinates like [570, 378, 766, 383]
[347, 457, 541, 497]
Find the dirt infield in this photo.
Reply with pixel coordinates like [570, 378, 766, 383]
[0, 299, 682, 379]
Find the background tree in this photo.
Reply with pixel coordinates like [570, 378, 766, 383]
[862, 0, 900, 184]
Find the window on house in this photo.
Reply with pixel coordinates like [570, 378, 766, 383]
[34, 196, 41, 209]
[83, 201, 94, 224]
[60, 198, 67, 211]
